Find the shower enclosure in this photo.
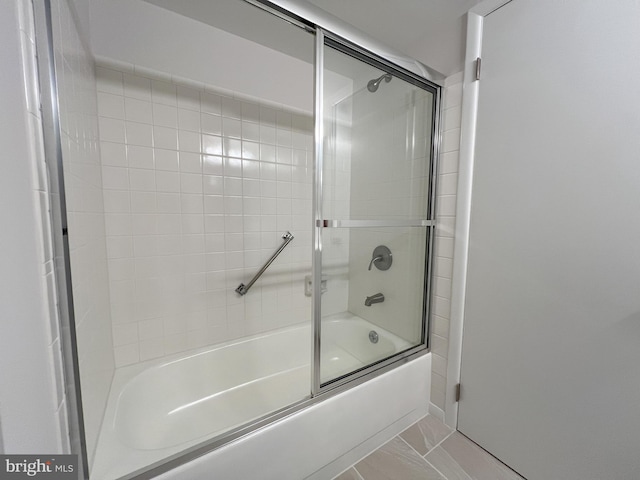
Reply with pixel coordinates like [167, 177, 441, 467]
[34, 0, 440, 478]
[318, 40, 436, 387]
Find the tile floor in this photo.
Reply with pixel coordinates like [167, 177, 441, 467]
[333, 415, 525, 480]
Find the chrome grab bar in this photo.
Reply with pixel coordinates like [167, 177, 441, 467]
[235, 231, 294, 296]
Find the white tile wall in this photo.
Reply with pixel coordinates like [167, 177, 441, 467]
[430, 72, 463, 410]
[50, 0, 115, 465]
[320, 93, 352, 316]
[96, 61, 314, 367]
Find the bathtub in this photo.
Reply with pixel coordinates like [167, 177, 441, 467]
[91, 313, 430, 480]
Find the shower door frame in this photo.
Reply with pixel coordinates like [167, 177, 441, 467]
[33, 0, 442, 478]
[312, 30, 442, 394]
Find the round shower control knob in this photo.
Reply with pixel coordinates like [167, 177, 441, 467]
[368, 245, 392, 271]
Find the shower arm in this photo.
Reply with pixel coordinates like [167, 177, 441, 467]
[367, 73, 392, 92]
[235, 231, 294, 296]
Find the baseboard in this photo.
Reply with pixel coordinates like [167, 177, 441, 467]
[429, 402, 445, 422]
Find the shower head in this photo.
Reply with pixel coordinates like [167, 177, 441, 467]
[367, 73, 392, 93]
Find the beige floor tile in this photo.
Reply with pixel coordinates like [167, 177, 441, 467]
[426, 432, 525, 480]
[355, 437, 446, 480]
[399, 414, 453, 456]
[423, 446, 473, 480]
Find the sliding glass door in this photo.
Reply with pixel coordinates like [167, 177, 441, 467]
[316, 37, 438, 387]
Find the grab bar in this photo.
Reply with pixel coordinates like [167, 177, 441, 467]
[235, 231, 294, 296]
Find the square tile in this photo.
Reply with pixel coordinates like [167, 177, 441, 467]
[125, 98, 153, 124]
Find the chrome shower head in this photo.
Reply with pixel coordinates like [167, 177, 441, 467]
[367, 73, 392, 93]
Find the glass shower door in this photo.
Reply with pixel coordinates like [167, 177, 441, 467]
[317, 39, 437, 386]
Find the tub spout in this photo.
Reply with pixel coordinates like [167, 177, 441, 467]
[365, 293, 385, 306]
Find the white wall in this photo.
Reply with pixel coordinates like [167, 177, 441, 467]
[95, 62, 314, 366]
[0, 0, 67, 453]
[88, 0, 313, 114]
[320, 69, 354, 317]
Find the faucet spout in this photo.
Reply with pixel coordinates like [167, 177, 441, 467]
[365, 293, 385, 306]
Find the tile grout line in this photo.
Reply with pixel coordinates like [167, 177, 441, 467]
[329, 414, 428, 480]
[398, 414, 456, 459]
[424, 458, 450, 480]
[425, 429, 455, 455]
[421, 430, 457, 480]
[350, 466, 365, 480]
[454, 431, 526, 479]
[396, 434, 451, 480]
[337, 414, 446, 480]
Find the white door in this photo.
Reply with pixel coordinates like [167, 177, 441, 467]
[458, 1, 640, 479]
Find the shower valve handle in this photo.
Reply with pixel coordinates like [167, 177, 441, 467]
[368, 255, 384, 270]
[368, 245, 392, 271]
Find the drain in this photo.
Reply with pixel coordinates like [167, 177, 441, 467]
[368, 330, 379, 344]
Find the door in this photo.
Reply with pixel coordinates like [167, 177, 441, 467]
[458, 1, 640, 479]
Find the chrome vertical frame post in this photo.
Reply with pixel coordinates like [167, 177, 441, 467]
[33, 0, 89, 477]
[311, 28, 325, 396]
[423, 79, 442, 347]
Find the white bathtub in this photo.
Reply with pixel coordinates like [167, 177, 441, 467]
[91, 314, 429, 479]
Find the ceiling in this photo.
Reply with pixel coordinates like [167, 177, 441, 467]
[306, 0, 483, 76]
[144, 0, 483, 77]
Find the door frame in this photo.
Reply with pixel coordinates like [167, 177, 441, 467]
[445, 0, 512, 428]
